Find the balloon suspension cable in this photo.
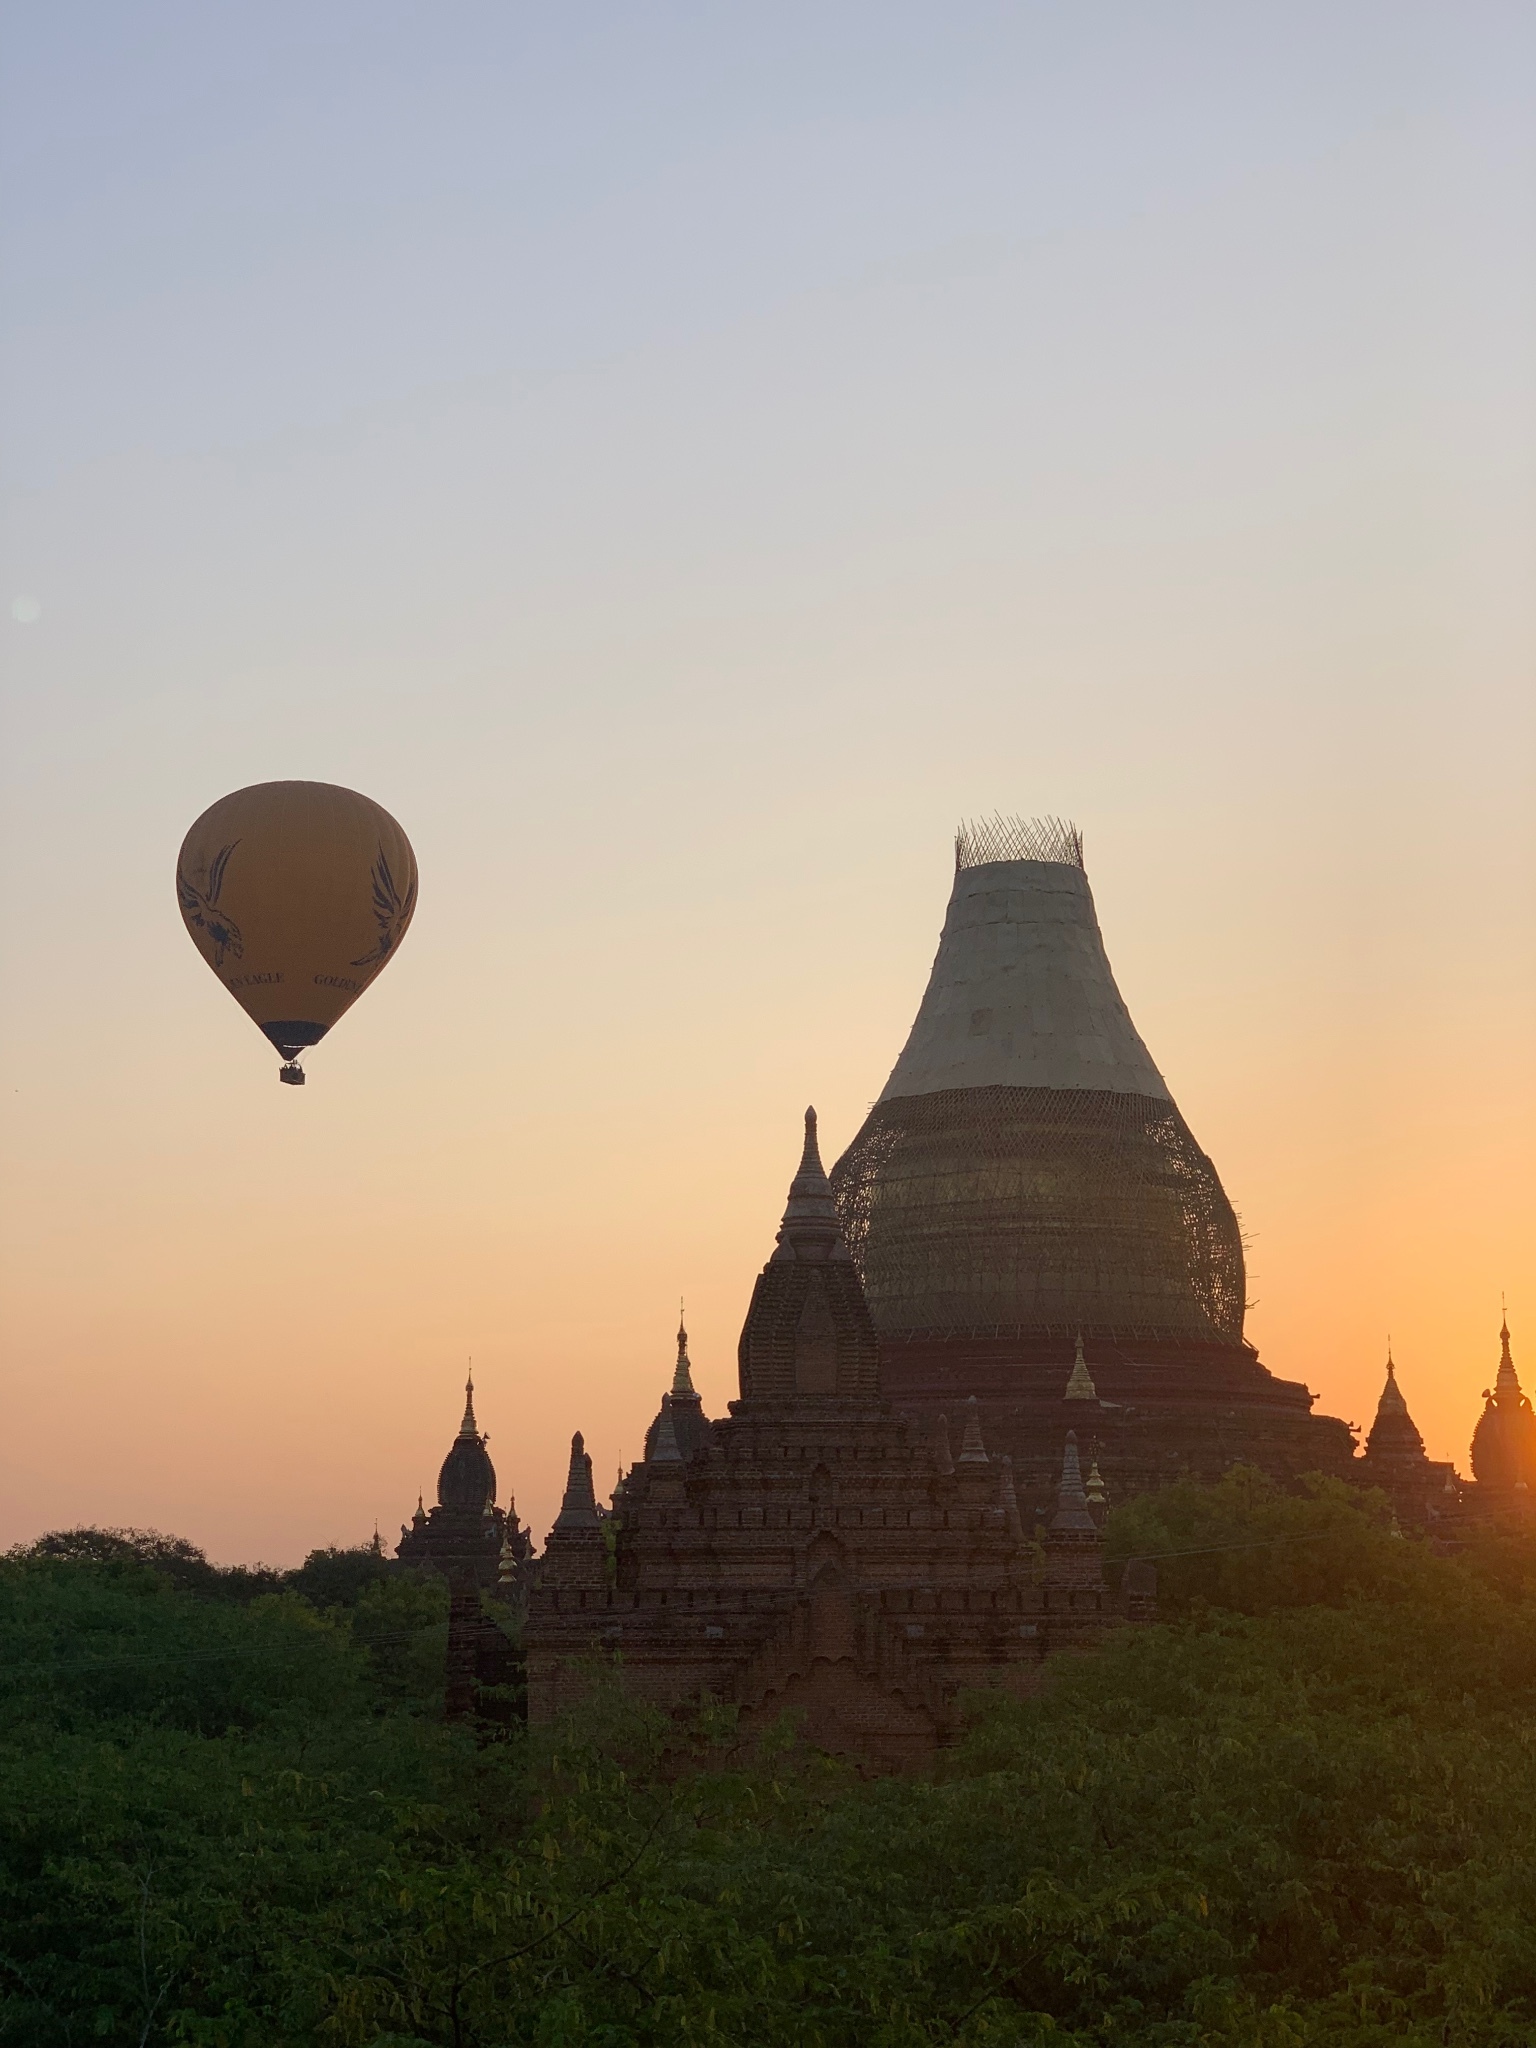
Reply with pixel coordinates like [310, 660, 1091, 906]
[278, 1059, 306, 1087]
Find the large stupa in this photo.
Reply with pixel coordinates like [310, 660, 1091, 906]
[830, 818, 1354, 1507]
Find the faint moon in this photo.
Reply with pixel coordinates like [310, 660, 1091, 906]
[11, 596, 41, 624]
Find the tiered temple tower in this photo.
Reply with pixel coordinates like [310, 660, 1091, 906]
[829, 818, 1355, 1511]
[526, 1110, 1149, 1766]
[395, 1372, 528, 1586]
[395, 1372, 531, 1720]
[1359, 1349, 1457, 1519]
[640, 1311, 713, 1462]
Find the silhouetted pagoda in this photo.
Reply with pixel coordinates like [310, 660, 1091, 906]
[640, 1311, 713, 1463]
[526, 1110, 1152, 1766]
[1471, 1316, 1536, 1502]
[395, 1371, 531, 1720]
[829, 817, 1355, 1511]
[1359, 1349, 1456, 1518]
[396, 1371, 530, 1587]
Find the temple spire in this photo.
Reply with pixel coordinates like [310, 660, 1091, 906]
[1375, 1349, 1409, 1419]
[771, 1107, 846, 1264]
[651, 1399, 684, 1464]
[1365, 1345, 1426, 1463]
[645, 1301, 710, 1464]
[672, 1305, 697, 1398]
[1495, 1311, 1522, 1403]
[552, 1431, 600, 1529]
[435, 1366, 498, 1511]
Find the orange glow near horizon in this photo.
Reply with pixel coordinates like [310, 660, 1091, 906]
[1, 803, 1530, 1564]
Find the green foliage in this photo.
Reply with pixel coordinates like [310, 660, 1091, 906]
[3, 1493, 1536, 2045]
[287, 1544, 395, 1612]
[350, 1569, 453, 1707]
[20, 1526, 286, 1603]
[0, 1552, 365, 1736]
[1102, 1466, 1431, 1617]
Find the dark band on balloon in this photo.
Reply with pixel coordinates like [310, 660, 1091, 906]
[262, 1021, 329, 1052]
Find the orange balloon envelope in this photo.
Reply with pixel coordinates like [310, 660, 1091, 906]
[176, 781, 418, 1084]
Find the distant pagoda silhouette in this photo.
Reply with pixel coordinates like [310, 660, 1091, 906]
[1359, 1346, 1457, 1515]
[395, 1370, 531, 1722]
[1471, 1314, 1536, 1497]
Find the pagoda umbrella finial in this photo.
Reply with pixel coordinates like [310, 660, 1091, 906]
[1495, 1311, 1523, 1403]
[672, 1305, 697, 1397]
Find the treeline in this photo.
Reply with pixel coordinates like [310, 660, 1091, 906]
[4, 1478, 1536, 2045]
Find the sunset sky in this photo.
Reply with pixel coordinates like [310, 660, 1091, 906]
[2, 3, 1532, 1564]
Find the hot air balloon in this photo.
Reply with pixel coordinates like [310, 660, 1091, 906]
[176, 781, 417, 1084]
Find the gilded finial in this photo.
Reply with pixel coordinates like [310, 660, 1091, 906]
[458, 1361, 479, 1441]
[672, 1306, 697, 1397]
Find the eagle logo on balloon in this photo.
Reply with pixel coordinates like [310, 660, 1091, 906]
[351, 848, 417, 968]
[176, 841, 244, 966]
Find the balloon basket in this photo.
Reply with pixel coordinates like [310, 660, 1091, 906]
[279, 1062, 306, 1087]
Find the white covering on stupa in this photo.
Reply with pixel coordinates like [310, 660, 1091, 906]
[879, 825, 1170, 1104]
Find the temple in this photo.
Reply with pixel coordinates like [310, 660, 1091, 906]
[829, 819, 1356, 1511]
[390, 820, 1522, 1756]
[641, 1310, 713, 1462]
[524, 1110, 1150, 1766]
[1470, 1316, 1536, 1499]
[1358, 1348, 1457, 1518]
[395, 1370, 531, 1718]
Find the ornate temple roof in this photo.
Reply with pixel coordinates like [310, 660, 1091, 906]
[436, 1369, 497, 1513]
[1471, 1315, 1536, 1491]
[642, 1309, 713, 1463]
[739, 1110, 881, 1403]
[552, 1431, 601, 1531]
[1365, 1353, 1426, 1464]
[772, 1107, 849, 1264]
